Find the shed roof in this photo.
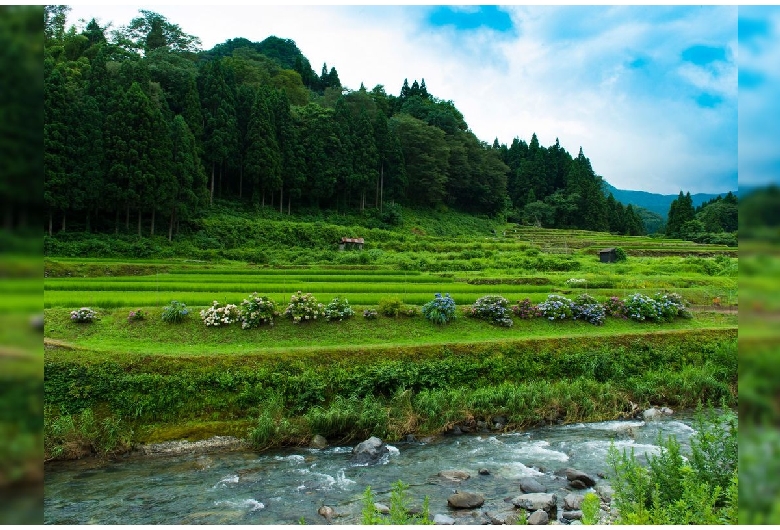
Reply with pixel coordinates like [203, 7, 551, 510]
[599, 248, 616, 253]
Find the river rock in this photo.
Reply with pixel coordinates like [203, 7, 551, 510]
[445, 425, 463, 436]
[485, 510, 519, 525]
[564, 493, 584, 511]
[374, 503, 390, 515]
[519, 477, 546, 493]
[564, 468, 596, 488]
[433, 514, 455, 525]
[447, 492, 485, 509]
[528, 509, 549, 525]
[478, 468, 491, 476]
[317, 505, 335, 520]
[512, 493, 557, 515]
[351, 436, 389, 466]
[562, 510, 583, 521]
[643, 407, 662, 420]
[309, 434, 328, 449]
[595, 484, 614, 503]
[660, 406, 674, 415]
[439, 470, 471, 482]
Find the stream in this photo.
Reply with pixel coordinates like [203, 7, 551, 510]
[44, 412, 702, 525]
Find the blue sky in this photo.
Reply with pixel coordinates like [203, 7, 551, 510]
[66, 4, 743, 195]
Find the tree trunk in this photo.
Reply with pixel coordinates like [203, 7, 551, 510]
[85, 211, 91, 233]
[218, 163, 222, 199]
[287, 195, 291, 215]
[48, 211, 52, 237]
[168, 208, 175, 242]
[61, 211, 66, 232]
[210, 162, 215, 206]
[239, 165, 243, 199]
[137, 210, 142, 237]
[279, 184, 283, 214]
[375, 173, 380, 209]
[380, 165, 384, 214]
[115, 209, 119, 234]
[262, 190, 265, 208]
[150, 209, 156, 236]
[125, 203, 130, 231]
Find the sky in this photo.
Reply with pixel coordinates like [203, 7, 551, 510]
[63, 4, 754, 195]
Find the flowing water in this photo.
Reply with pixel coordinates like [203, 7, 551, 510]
[44, 412, 703, 525]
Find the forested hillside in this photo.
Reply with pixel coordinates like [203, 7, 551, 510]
[46, 7, 681, 241]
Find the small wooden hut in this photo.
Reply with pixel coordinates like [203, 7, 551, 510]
[338, 237, 364, 251]
[599, 248, 617, 263]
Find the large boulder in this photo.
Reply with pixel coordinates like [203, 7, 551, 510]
[563, 493, 584, 511]
[309, 434, 328, 449]
[643, 407, 662, 420]
[351, 436, 389, 466]
[528, 509, 549, 525]
[562, 511, 583, 521]
[512, 493, 557, 515]
[439, 470, 471, 482]
[519, 477, 546, 493]
[564, 468, 596, 488]
[447, 492, 485, 509]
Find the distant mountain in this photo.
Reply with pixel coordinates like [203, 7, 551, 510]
[603, 182, 738, 219]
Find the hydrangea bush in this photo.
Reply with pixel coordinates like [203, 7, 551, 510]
[161, 300, 189, 324]
[378, 296, 404, 317]
[511, 298, 541, 319]
[653, 292, 691, 322]
[127, 309, 146, 322]
[239, 293, 278, 329]
[70, 307, 97, 323]
[324, 296, 355, 322]
[604, 296, 627, 319]
[467, 295, 514, 327]
[537, 294, 574, 321]
[363, 308, 378, 320]
[422, 293, 457, 325]
[200, 301, 239, 327]
[284, 291, 325, 324]
[571, 294, 606, 326]
[623, 293, 662, 322]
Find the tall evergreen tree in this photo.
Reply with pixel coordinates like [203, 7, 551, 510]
[245, 87, 281, 207]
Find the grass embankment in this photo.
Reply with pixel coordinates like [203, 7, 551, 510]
[44, 326, 737, 460]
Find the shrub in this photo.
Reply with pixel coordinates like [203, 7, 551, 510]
[466, 295, 514, 327]
[614, 247, 628, 262]
[604, 296, 627, 318]
[623, 293, 661, 322]
[284, 291, 325, 324]
[511, 298, 541, 319]
[239, 293, 278, 329]
[653, 292, 692, 322]
[363, 308, 378, 320]
[571, 294, 606, 326]
[378, 296, 405, 317]
[200, 301, 239, 327]
[127, 309, 145, 322]
[324, 296, 355, 322]
[565, 278, 588, 287]
[70, 307, 97, 323]
[405, 306, 419, 317]
[537, 294, 574, 321]
[421, 293, 457, 325]
[161, 300, 189, 324]
[581, 492, 601, 524]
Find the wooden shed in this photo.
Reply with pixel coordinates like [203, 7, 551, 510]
[599, 248, 617, 263]
[338, 237, 364, 251]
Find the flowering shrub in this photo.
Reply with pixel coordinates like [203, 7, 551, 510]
[200, 301, 239, 327]
[623, 293, 661, 322]
[537, 294, 574, 321]
[239, 293, 278, 329]
[653, 292, 691, 322]
[363, 308, 378, 320]
[422, 293, 457, 325]
[284, 291, 325, 324]
[571, 294, 606, 326]
[565, 278, 588, 287]
[512, 298, 541, 319]
[70, 307, 97, 323]
[405, 306, 419, 317]
[604, 296, 627, 319]
[161, 301, 189, 324]
[378, 296, 404, 317]
[324, 296, 355, 322]
[127, 309, 146, 322]
[467, 295, 514, 327]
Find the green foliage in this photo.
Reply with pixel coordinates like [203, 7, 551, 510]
[323, 296, 355, 322]
[283, 291, 325, 324]
[421, 293, 456, 325]
[44, 406, 133, 460]
[127, 309, 146, 322]
[613, 246, 627, 262]
[199, 300, 239, 327]
[607, 406, 738, 525]
[466, 295, 513, 327]
[580, 492, 600, 525]
[161, 300, 189, 323]
[362, 481, 431, 525]
[378, 296, 404, 317]
[537, 294, 573, 321]
[239, 293, 278, 329]
[70, 307, 97, 323]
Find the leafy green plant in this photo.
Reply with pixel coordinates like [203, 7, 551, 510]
[421, 293, 456, 325]
[324, 296, 355, 322]
[199, 300, 239, 327]
[284, 291, 325, 324]
[363, 308, 378, 320]
[537, 294, 573, 321]
[70, 307, 97, 323]
[378, 296, 404, 317]
[466, 295, 513, 327]
[239, 293, 278, 328]
[362, 481, 431, 525]
[161, 300, 189, 324]
[581, 492, 600, 524]
[571, 294, 606, 326]
[127, 309, 146, 322]
[614, 247, 628, 262]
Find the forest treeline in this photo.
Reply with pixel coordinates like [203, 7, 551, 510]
[44, 7, 733, 242]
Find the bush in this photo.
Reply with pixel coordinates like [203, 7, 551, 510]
[614, 247, 628, 262]
[161, 300, 189, 324]
[378, 296, 405, 317]
[571, 294, 606, 326]
[466, 295, 514, 327]
[623, 293, 661, 322]
[421, 293, 457, 325]
[604, 296, 627, 318]
[653, 292, 691, 322]
[537, 294, 574, 321]
[239, 293, 278, 329]
[70, 307, 97, 323]
[200, 301, 239, 327]
[127, 309, 145, 322]
[511, 298, 541, 319]
[363, 308, 378, 320]
[284, 291, 325, 324]
[324, 296, 355, 322]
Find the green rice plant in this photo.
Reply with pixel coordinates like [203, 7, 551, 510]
[161, 300, 189, 323]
